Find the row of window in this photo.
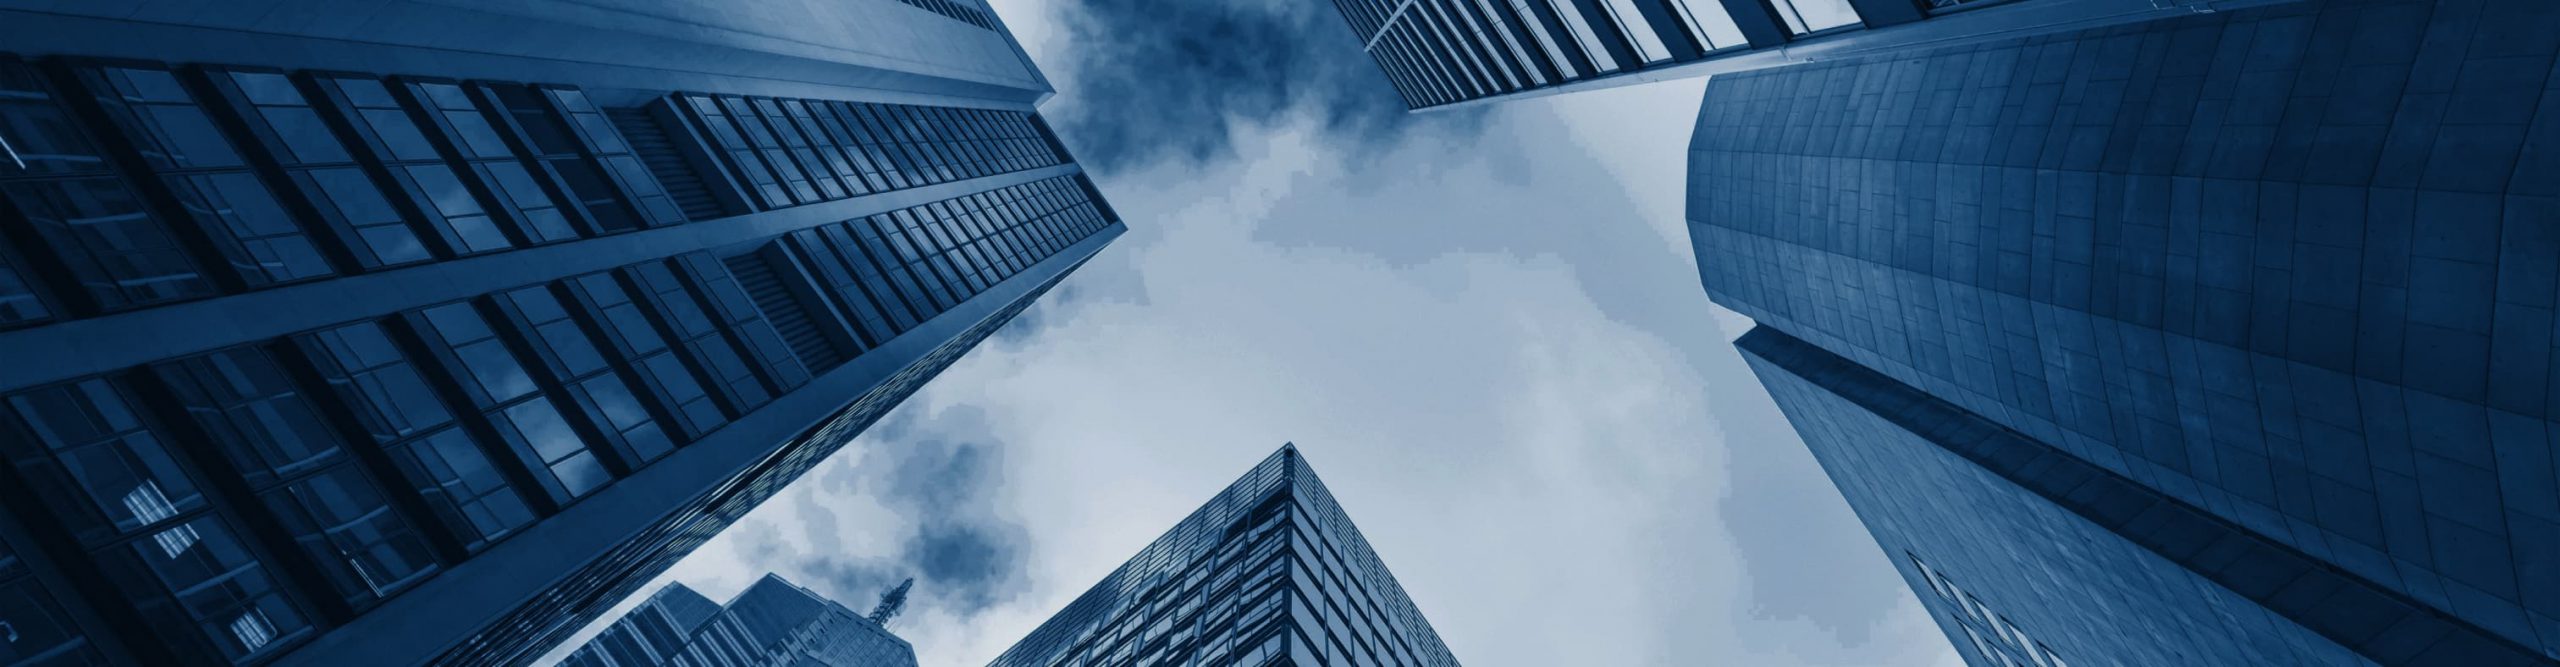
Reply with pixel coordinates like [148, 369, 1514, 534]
[675, 92, 1066, 213]
[0, 172, 1113, 666]
[0, 56, 684, 328]
[1907, 554, 2072, 667]
[1344, 0, 1862, 107]
[0, 53, 1078, 334]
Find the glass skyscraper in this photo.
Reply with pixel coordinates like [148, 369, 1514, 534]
[1327, 0, 2297, 109]
[0, 2, 1123, 666]
[560, 574, 916, 667]
[1692, 0, 2559, 664]
[991, 446, 1458, 667]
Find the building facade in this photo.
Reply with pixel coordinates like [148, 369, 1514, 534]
[1328, 0, 2297, 110]
[990, 446, 1458, 667]
[0, 2, 1125, 666]
[561, 575, 916, 667]
[1690, 0, 2560, 664]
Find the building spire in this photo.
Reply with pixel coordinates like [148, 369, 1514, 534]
[869, 578, 913, 627]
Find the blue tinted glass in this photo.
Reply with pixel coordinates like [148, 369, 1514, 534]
[262, 464, 437, 604]
[3, 178, 212, 308]
[364, 108, 440, 161]
[166, 172, 333, 286]
[260, 106, 348, 164]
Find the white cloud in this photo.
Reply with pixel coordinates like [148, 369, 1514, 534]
[538, 3, 1959, 665]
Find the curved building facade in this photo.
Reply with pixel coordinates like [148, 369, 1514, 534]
[1691, 0, 2560, 663]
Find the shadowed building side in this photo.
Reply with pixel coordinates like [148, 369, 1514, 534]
[1688, 0, 2560, 663]
[0, 1, 1128, 665]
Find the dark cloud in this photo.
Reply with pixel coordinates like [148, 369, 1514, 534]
[755, 406, 1029, 620]
[1042, 0, 1485, 173]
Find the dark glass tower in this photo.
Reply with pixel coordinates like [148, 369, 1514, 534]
[560, 574, 916, 667]
[991, 446, 1458, 667]
[1328, 0, 2296, 110]
[1692, 0, 2560, 664]
[0, 2, 1125, 666]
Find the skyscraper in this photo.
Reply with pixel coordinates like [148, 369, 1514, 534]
[1691, 0, 2559, 664]
[560, 574, 917, 667]
[991, 446, 1458, 667]
[1328, 0, 2294, 110]
[0, 2, 1124, 665]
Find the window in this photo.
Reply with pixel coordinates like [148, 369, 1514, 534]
[262, 464, 439, 605]
[670, 252, 812, 393]
[317, 76, 578, 247]
[0, 240, 49, 325]
[2, 176, 214, 309]
[296, 320, 536, 551]
[1768, 0, 1861, 34]
[562, 272, 728, 440]
[493, 285, 677, 466]
[386, 428, 534, 551]
[153, 348, 351, 487]
[718, 96, 818, 205]
[681, 95, 788, 209]
[98, 515, 311, 663]
[624, 261, 774, 415]
[0, 379, 207, 545]
[208, 71, 440, 268]
[545, 88, 684, 226]
[484, 85, 651, 234]
[1667, 0, 1749, 51]
[0, 572, 101, 665]
[413, 301, 609, 503]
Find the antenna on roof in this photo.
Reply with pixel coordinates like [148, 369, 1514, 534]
[869, 578, 913, 627]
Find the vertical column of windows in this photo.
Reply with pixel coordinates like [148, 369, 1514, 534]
[407, 301, 610, 504]
[670, 253, 814, 393]
[488, 286, 676, 470]
[798, 101, 892, 194]
[559, 273, 730, 441]
[195, 70, 443, 268]
[622, 261, 775, 417]
[214, 70, 520, 258]
[784, 227, 899, 348]
[543, 88, 686, 227]
[773, 99, 872, 197]
[680, 95, 789, 209]
[480, 84, 653, 235]
[747, 98, 851, 201]
[0, 379, 312, 664]
[149, 348, 443, 612]
[307, 76, 578, 248]
[74, 65, 338, 289]
[0, 60, 217, 312]
[719, 97, 819, 205]
[292, 320, 536, 554]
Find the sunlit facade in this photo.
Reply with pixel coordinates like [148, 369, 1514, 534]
[1695, 0, 2560, 664]
[991, 446, 1458, 667]
[0, 1, 1124, 665]
[1330, 0, 2297, 109]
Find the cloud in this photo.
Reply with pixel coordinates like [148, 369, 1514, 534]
[1031, 0, 1483, 172]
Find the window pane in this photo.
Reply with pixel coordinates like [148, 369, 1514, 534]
[0, 62, 110, 175]
[153, 349, 348, 487]
[164, 173, 334, 286]
[387, 428, 533, 550]
[4, 380, 205, 542]
[261, 464, 438, 605]
[492, 397, 605, 499]
[0, 574, 100, 665]
[403, 164, 510, 253]
[104, 516, 309, 663]
[0, 243, 47, 325]
[1770, 0, 1860, 33]
[299, 320, 455, 442]
[306, 167, 430, 266]
[3, 178, 214, 309]
[419, 302, 539, 405]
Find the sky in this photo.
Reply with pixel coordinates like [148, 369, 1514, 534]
[543, 1, 1962, 664]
